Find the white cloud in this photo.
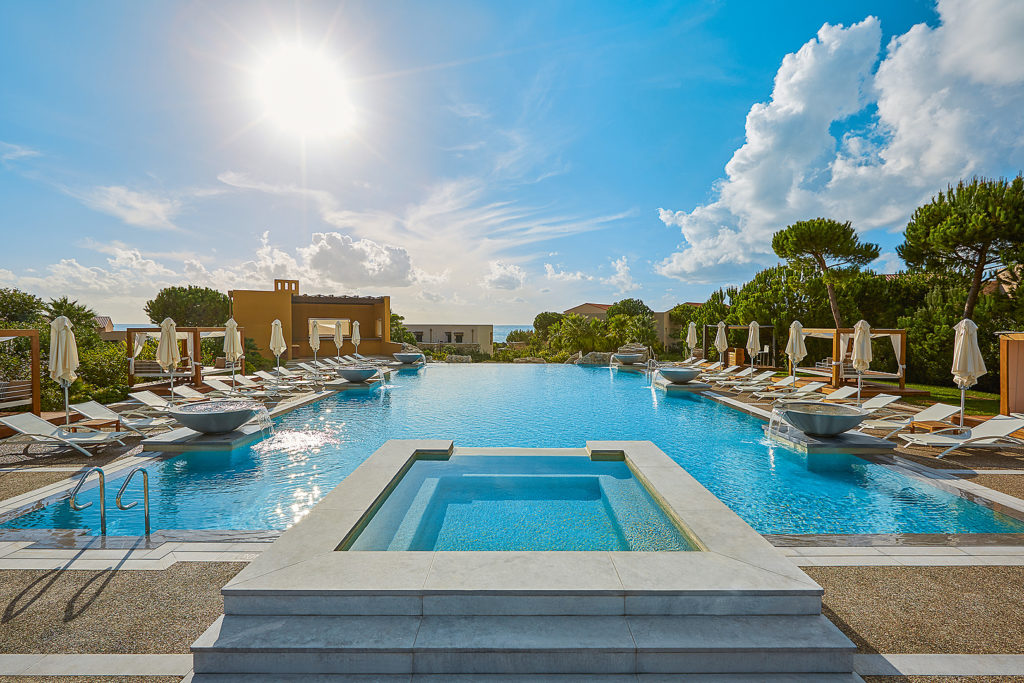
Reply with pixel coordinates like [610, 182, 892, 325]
[544, 263, 592, 281]
[484, 260, 526, 290]
[871, 251, 904, 274]
[658, 0, 1024, 284]
[603, 256, 640, 294]
[77, 185, 183, 231]
[0, 142, 40, 163]
[299, 232, 415, 287]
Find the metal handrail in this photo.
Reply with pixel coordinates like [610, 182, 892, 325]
[115, 467, 150, 536]
[69, 467, 106, 535]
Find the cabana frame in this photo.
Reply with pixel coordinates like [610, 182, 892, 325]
[701, 324, 776, 368]
[126, 326, 245, 387]
[0, 329, 41, 415]
[798, 327, 907, 390]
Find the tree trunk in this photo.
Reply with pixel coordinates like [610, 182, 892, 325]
[817, 257, 844, 328]
[963, 247, 988, 320]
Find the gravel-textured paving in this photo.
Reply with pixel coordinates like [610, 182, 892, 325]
[0, 471, 75, 501]
[894, 446, 1024, 471]
[865, 678, 1024, 682]
[9, 678, 182, 682]
[808, 566, 1024, 655]
[0, 439, 143, 469]
[954, 474, 1024, 499]
[0, 562, 243, 654]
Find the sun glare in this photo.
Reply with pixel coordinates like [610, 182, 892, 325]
[252, 44, 354, 140]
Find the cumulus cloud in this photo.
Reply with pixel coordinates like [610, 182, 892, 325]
[78, 186, 183, 231]
[603, 256, 640, 294]
[484, 260, 526, 290]
[544, 263, 592, 281]
[658, 0, 1024, 283]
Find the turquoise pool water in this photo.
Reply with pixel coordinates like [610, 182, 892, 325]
[347, 455, 693, 551]
[5, 364, 1024, 536]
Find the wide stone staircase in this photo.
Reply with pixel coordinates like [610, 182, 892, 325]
[186, 584, 860, 681]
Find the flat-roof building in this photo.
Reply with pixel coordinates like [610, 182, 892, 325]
[404, 324, 494, 355]
[229, 279, 399, 360]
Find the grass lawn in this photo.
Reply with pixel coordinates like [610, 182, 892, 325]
[874, 380, 1000, 415]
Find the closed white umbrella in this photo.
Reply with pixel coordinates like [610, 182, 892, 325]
[223, 318, 243, 386]
[49, 316, 79, 425]
[352, 321, 361, 356]
[309, 320, 321, 376]
[686, 322, 698, 358]
[269, 319, 287, 376]
[157, 318, 181, 402]
[952, 318, 987, 427]
[745, 321, 760, 370]
[851, 320, 872, 405]
[713, 321, 728, 360]
[785, 321, 807, 379]
[333, 320, 345, 361]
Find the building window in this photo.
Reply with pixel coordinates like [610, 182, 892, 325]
[454, 333, 464, 343]
[414, 331, 423, 342]
[445, 332, 452, 343]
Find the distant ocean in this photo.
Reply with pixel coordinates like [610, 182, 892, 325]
[493, 324, 533, 343]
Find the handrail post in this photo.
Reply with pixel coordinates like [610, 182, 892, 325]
[69, 467, 106, 535]
[115, 467, 150, 537]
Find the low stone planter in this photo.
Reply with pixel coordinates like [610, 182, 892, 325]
[777, 401, 869, 437]
[168, 400, 260, 434]
[337, 367, 379, 384]
[659, 367, 701, 384]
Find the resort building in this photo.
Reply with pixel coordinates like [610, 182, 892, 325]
[563, 302, 612, 319]
[229, 279, 399, 360]
[404, 323, 494, 355]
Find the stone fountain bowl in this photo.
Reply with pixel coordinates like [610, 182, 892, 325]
[659, 367, 701, 384]
[613, 353, 644, 366]
[337, 367, 379, 384]
[169, 399, 260, 434]
[777, 401, 869, 438]
[393, 352, 423, 364]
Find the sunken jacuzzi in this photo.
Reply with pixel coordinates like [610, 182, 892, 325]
[191, 440, 856, 679]
[347, 455, 694, 552]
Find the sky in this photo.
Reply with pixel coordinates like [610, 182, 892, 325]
[1, 0, 1022, 324]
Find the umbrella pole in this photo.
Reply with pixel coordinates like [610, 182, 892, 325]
[168, 372, 174, 405]
[857, 373, 862, 406]
[960, 387, 966, 428]
[63, 383, 70, 425]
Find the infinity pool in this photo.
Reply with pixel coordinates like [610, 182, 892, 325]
[5, 364, 1024, 536]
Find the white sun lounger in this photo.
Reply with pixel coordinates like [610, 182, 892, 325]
[127, 391, 173, 412]
[898, 414, 1024, 458]
[718, 370, 775, 388]
[254, 370, 309, 390]
[859, 394, 901, 413]
[857, 402, 960, 438]
[0, 413, 132, 457]
[709, 366, 755, 382]
[701, 365, 739, 379]
[818, 386, 859, 402]
[735, 375, 794, 393]
[203, 377, 270, 400]
[172, 385, 213, 401]
[71, 400, 173, 436]
[755, 381, 827, 401]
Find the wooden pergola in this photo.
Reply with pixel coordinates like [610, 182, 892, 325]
[998, 331, 1024, 415]
[0, 329, 41, 415]
[798, 327, 907, 389]
[125, 326, 245, 387]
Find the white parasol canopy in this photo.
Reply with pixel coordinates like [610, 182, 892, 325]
[223, 318, 243, 384]
[686, 322, 697, 356]
[785, 320, 807, 376]
[713, 321, 728, 358]
[952, 318, 987, 426]
[49, 316, 79, 424]
[269, 319, 287, 375]
[745, 321, 760, 367]
[852, 319, 872, 404]
[157, 318, 181, 372]
[157, 318, 182, 402]
[352, 321, 361, 355]
[333, 319, 345, 358]
[309, 320, 321, 354]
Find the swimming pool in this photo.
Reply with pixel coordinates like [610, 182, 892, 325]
[5, 364, 1024, 536]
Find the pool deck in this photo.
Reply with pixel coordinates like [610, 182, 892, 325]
[2, 368, 1024, 677]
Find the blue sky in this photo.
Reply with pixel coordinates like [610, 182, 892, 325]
[2, 0, 1022, 323]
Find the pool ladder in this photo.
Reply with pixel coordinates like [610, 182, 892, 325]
[68, 466, 150, 536]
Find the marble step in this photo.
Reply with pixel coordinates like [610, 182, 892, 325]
[222, 589, 822, 617]
[192, 613, 855, 675]
[186, 674, 865, 682]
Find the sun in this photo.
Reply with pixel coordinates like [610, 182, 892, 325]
[252, 44, 355, 140]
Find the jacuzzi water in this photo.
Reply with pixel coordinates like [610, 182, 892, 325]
[5, 364, 1024, 536]
[347, 455, 694, 551]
